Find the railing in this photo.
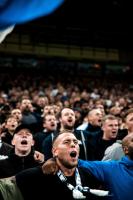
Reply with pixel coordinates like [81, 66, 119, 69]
[0, 31, 119, 62]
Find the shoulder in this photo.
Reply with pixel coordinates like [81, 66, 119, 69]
[104, 141, 123, 156]
[16, 166, 43, 183]
[0, 157, 10, 166]
[76, 123, 88, 130]
[107, 141, 122, 151]
[42, 134, 53, 145]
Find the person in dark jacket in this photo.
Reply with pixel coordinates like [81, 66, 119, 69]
[1, 116, 19, 145]
[85, 115, 118, 160]
[31, 132, 133, 200]
[15, 131, 106, 200]
[76, 108, 103, 133]
[42, 108, 89, 160]
[34, 113, 58, 153]
[0, 123, 13, 157]
[0, 124, 44, 178]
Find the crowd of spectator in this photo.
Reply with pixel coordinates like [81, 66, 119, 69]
[0, 65, 133, 199]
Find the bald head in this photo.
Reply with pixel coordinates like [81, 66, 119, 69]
[88, 108, 102, 126]
[122, 133, 133, 159]
[122, 133, 133, 148]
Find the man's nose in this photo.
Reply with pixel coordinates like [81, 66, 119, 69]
[70, 141, 76, 147]
[22, 133, 27, 137]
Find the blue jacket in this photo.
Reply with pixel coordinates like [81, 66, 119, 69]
[78, 156, 133, 200]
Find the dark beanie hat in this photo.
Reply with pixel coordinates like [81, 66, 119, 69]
[13, 124, 32, 136]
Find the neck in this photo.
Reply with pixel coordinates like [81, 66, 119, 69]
[61, 167, 75, 176]
[128, 128, 133, 134]
[57, 162, 76, 176]
[60, 127, 74, 132]
[9, 130, 15, 135]
[15, 149, 31, 157]
[102, 135, 110, 140]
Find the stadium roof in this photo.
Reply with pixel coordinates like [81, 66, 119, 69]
[13, 0, 133, 49]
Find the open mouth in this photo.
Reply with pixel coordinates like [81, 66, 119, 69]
[21, 140, 28, 145]
[98, 119, 102, 123]
[68, 119, 72, 123]
[70, 151, 77, 158]
[112, 131, 117, 134]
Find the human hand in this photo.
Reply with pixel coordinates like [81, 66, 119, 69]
[42, 158, 58, 175]
[34, 151, 44, 163]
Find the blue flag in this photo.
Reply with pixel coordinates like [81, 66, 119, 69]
[0, 0, 64, 30]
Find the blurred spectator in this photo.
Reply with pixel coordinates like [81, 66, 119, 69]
[0, 124, 44, 178]
[86, 114, 118, 160]
[34, 113, 58, 153]
[11, 108, 22, 124]
[1, 116, 19, 145]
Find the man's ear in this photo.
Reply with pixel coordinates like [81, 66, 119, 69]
[59, 117, 62, 124]
[11, 138, 15, 146]
[123, 146, 128, 154]
[52, 147, 58, 158]
[31, 139, 35, 146]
